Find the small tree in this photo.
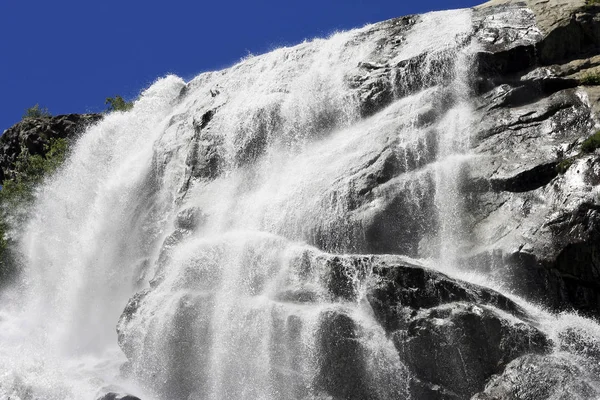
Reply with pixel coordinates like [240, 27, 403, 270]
[23, 104, 51, 119]
[105, 95, 134, 112]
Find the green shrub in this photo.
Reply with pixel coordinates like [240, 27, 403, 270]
[105, 95, 134, 112]
[582, 131, 600, 153]
[556, 158, 574, 174]
[580, 73, 600, 86]
[23, 104, 51, 119]
[0, 218, 14, 284]
[0, 137, 71, 281]
[0, 138, 69, 219]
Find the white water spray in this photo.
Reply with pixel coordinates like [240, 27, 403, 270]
[0, 6, 599, 400]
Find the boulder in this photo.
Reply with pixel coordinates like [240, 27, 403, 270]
[367, 260, 549, 399]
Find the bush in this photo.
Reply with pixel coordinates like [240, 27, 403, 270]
[580, 73, 600, 86]
[105, 95, 134, 112]
[23, 104, 51, 119]
[0, 137, 71, 281]
[582, 131, 600, 153]
[556, 158, 574, 174]
[3, 137, 68, 195]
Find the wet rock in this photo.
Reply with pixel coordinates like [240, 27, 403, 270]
[234, 106, 281, 166]
[274, 288, 318, 303]
[367, 260, 549, 399]
[118, 291, 216, 400]
[396, 303, 548, 399]
[314, 310, 374, 400]
[368, 260, 525, 331]
[473, 353, 600, 400]
[455, 0, 600, 317]
[184, 129, 225, 182]
[175, 207, 206, 231]
[119, 238, 553, 400]
[535, 202, 600, 314]
[355, 71, 394, 117]
[114, 3, 600, 399]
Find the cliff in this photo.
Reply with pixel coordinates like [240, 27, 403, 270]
[2, 1, 600, 400]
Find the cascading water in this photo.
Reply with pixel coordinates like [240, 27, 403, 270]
[1, 5, 600, 400]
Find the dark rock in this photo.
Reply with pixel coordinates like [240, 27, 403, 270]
[273, 288, 318, 303]
[184, 129, 224, 182]
[473, 354, 600, 400]
[409, 378, 462, 400]
[96, 393, 141, 400]
[537, 203, 600, 314]
[358, 171, 438, 256]
[0, 113, 102, 183]
[395, 303, 548, 399]
[314, 310, 374, 400]
[455, 1, 600, 317]
[476, 45, 538, 77]
[356, 72, 394, 117]
[367, 260, 549, 398]
[490, 161, 559, 192]
[367, 261, 525, 332]
[325, 256, 370, 301]
[234, 106, 281, 166]
[197, 109, 214, 130]
[174, 207, 206, 231]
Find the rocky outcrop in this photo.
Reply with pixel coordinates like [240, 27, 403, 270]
[110, 3, 600, 399]
[456, 0, 600, 317]
[3, 2, 596, 399]
[473, 353, 600, 399]
[117, 245, 550, 400]
[0, 113, 102, 183]
[366, 260, 549, 399]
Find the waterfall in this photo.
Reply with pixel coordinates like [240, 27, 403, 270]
[1, 5, 600, 400]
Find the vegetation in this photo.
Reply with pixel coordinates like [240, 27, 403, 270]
[0, 137, 70, 281]
[23, 104, 51, 119]
[582, 131, 600, 153]
[556, 158, 574, 174]
[2, 138, 68, 204]
[105, 95, 134, 112]
[580, 72, 600, 86]
[585, 0, 600, 6]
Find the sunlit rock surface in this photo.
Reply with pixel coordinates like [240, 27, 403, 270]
[2, 1, 600, 399]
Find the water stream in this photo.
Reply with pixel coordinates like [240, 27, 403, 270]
[0, 7, 599, 400]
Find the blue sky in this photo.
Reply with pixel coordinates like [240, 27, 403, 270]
[0, 0, 481, 131]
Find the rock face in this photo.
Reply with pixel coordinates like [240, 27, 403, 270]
[7, 2, 600, 400]
[117, 248, 550, 400]
[473, 353, 600, 399]
[0, 113, 102, 183]
[463, 0, 600, 317]
[367, 260, 550, 399]
[109, 2, 600, 399]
